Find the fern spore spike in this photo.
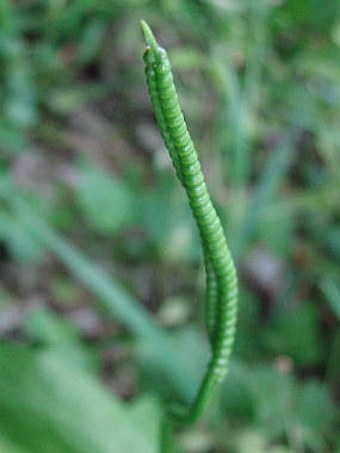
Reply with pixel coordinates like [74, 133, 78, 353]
[141, 21, 238, 426]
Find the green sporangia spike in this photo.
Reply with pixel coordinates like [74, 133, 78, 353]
[141, 20, 238, 425]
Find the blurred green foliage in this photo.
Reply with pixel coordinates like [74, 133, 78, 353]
[0, 0, 339, 452]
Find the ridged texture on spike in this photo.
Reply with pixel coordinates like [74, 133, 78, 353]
[141, 21, 238, 425]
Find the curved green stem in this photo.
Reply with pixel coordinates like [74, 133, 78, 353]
[141, 21, 238, 427]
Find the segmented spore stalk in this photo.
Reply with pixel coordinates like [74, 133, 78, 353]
[141, 20, 238, 425]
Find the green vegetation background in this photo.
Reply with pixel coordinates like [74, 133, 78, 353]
[0, 1, 339, 452]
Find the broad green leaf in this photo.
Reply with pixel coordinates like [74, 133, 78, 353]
[0, 343, 161, 453]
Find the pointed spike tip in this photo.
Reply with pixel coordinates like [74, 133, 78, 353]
[140, 20, 159, 50]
